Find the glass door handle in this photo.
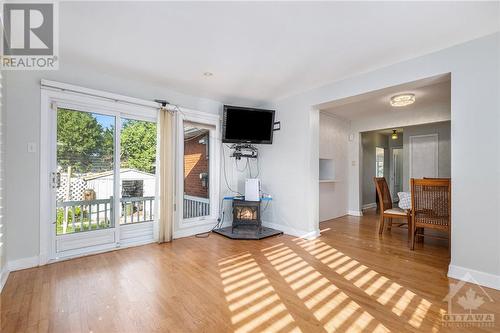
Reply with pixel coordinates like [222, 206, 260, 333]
[51, 172, 61, 188]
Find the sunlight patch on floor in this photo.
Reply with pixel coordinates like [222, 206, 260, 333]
[295, 238, 443, 330]
[262, 245, 390, 333]
[218, 252, 302, 333]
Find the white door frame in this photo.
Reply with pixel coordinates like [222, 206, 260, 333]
[174, 109, 221, 238]
[409, 133, 439, 178]
[40, 81, 158, 265]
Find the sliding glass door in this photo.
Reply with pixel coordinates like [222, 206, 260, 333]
[118, 117, 157, 246]
[51, 106, 157, 258]
[56, 109, 116, 235]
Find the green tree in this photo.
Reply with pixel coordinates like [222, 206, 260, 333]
[120, 120, 157, 173]
[101, 127, 114, 166]
[57, 109, 106, 173]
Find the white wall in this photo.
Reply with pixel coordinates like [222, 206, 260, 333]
[319, 113, 349, 221]
[0, 71, 8, 291]
[259, 33, 499, 288]
[257, 97, 320, 238]
[3, 63, 222, 264]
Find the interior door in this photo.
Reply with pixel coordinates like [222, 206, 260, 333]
[390, 147, 403, 198]
[51, 106, 119, 259]
[410, 134, 438, 179]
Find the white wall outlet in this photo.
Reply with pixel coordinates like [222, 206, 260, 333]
[27, 142, 37, 153]
[351, 160, 356, 166]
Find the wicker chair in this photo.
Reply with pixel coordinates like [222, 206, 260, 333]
[423, 177, 451, 180]
[373, 177, 411, 238]
[410, 178, 451, 253]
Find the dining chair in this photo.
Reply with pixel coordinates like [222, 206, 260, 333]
[423, 177, 451, 180]
[410, 178, 451, 253]
[373, 177, 411, 239]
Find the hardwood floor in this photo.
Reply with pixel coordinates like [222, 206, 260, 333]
[2, 211, 499, 332]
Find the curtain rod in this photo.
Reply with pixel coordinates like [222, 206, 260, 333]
[41, 79, 164, 110]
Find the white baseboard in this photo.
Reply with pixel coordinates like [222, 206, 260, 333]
[262, 221, 320, 240]
[0, 267, 10, 293]
[174, 220, 319, 240]
[348, 210, 363, 217]
[319, 211, 349, 222]
[362, 202, 377, 210]
[448, 264, 500, 291]
[8, 255, 40, 272]
[173, 221, 231, 239]
[119, 237, 155, 248]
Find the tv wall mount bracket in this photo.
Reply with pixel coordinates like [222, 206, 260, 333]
[230, 143, 258, 160]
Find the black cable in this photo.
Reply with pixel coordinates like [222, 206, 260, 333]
[262, 200, 271, 212]
[194, 198, 226, 238]
[255, 154, 260, 178]
[235, 158, 247, 173]
[246, 157, 252, 178]
[195, 231, 210, 238]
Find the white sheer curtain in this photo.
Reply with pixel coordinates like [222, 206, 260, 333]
[158, 107, 175, 243]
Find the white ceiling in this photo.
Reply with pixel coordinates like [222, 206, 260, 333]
[321, 75, 451, 121]
[60, 2, 500, 105]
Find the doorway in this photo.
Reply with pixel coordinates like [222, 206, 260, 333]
[173, 109, 221, 238]
[390, 147, 403, 199]
[41, 84, 158, 262]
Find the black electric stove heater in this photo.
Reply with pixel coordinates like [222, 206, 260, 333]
[213, 198, 282, 240]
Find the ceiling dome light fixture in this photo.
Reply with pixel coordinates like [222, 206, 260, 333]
[390, 93, 415, 107]
[391, 130, 398, 140]
[203, 72, 214, 77]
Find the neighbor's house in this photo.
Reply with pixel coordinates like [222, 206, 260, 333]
[184, 130, 209, 198]
[85, 168, 156, 200]
[57, 168, 156, 202]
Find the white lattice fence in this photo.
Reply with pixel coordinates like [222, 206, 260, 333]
[56, 174, 87, 201]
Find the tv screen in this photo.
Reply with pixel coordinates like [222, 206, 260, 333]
[222, 105, 275, 144]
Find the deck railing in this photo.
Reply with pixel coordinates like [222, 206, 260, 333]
[183, 195, 210, 219]
[120, 196, 155, 224]
[57, 195, 209, 234]
[56, 196, 155, 235]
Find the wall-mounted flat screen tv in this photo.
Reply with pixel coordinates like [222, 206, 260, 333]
[222, 105, 275, 144]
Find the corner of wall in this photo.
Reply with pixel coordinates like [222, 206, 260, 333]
[0, 267, 9, 293]
[0, 63, 7, 293]
[448, 264, 500, 291]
